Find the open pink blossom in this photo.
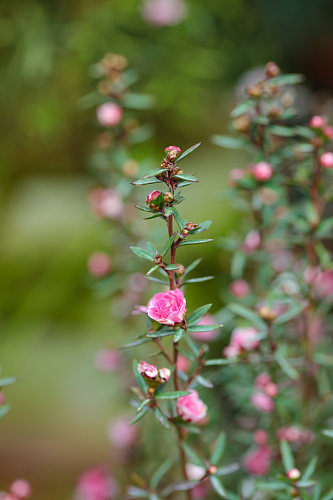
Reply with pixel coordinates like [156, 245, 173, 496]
[251, 161, 273, 181]
[230, 279, 250, 298]
[76, 467, 118, 500]
[10, 480, 32, 499]
[94, 349, 122, 372]
[147, 289, 186, 325]
[190, 314, 220, 341]
[231, 327, 260, 351]
[96, 102, 123, 127]
[87, 252, 112, 277]
[107, 418, 138, 449]
[244, 446, 271, 476]
[251, 391, 274, 413]
[320, 152, 333, 168]
[142, 0, 187, 26]
[177, 390, 207, 423]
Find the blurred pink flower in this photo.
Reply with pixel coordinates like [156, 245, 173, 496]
[320, 152, 333, 168]
[94, 349, 122, 372]
[277, 426, 314, 444]
[76, 467, 118, 500]
[251, 161, 273, 182]
[177, 390, 207, 423]
[254, 373, 271, 389]
[87, 252, 112, 277]
[253, 429, 269, 447]
[324, 126, 333, 139]
[88, 188, 124, 220]
[244, 446, 271, 476]
[242, 230, 261, 253]
[142, 0, 187, 26]
[107, 418, 138, 449]
[231, 327, 260, 351]
[186, 464, 209, 499]
[147, 289, 186, 325]
[309, 115, 325, 128]
[230, 279, 250, 298]
[177, 354, 190, 372]
[251, 391, 274, 413]
[229, 168, 245, 183]
[191, 314, 220, 341]
[10, 480, 32, 499]
[96, 103, 123, 127]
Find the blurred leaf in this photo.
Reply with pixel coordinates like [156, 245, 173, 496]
[322, 429, 333, 438]
[175, 143, 201, 163]
[156, 391, 189, 400]
[0, 404, 10, 420]
[183, 276, 214, 284]
[216, 464, 240, 476]
[181, 442, 206, 468]
[275, 351, 299, 380]
[130, 406, 150, 425]
[315, 353, 333, 367]
[122, 338, 150, 349]
[123, 93, 155, 110]
[205, 359, 237, 366]
[231, 252, 246, 279]
[210, 432, 226, 465]
[231, 100, 257, 118]
[280, 440, 294, 472]
[184, 336, 200, 357]
[301, 457, 317, 481]
[130, 246, 154, 261]
[269, 125, 296, 137]
[196, 375, 213, 388]
[267, 74, 305, 85]
[184, 258, 202, 277]
[173, 329, 186, 343]
[211, 135, 248, 150]
[127, 486, 149, 498]
[210, 476, 226, 498]
[321, 488, 333, 500]
[150, 459, 173, 490]
[154, 407, 170, 428]
[274, 302, 304, 324]
[0, 377, 17, 387]
[228, 303, 266, 331]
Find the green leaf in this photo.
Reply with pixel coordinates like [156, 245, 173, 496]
[268, 125, 296, 137]
[321, 487, 333, 500]
[196, 374, 213, 388]
[146, 276, 169, 285]
[133, 359, 148, 394]
[0, 404, 10, 419]
[322, 429, 333, 438]
[137, 398, 151, 412]
[174, 174, 198, 183]
[175, 142, 201, 162]
[181, 442, 206, 468]
[121, 338, 150, 349]
[130, 405, 150, 425]
[184, 335, 200, 356]
[150, 458, 173, 490]
[156, 391, 190, 400]
[317, 217, 333, 238]
[231, 100, 257, 118]
[210, 433, 226, 465]
[228, 303, 266, 331]
[211, 134, 248, 150]
[136, 205, 158, 214]
[188, 304, 212, 325]
[161, 233, 176, 257]
[183, 276, 214, 284]
[143, 168, 166, 179]
[123, 92, 155, 110]
[205, 358, 238, 366]
[127, 486, 149, 498]
[280, 440, 294, 472]
[187, 324, 220, 333]
[216, 464, 239, 476]
[0, 377, 17, 387]
[183, 258, 202, 277]
[302, 457, 317, 481]
[210, 476, 226, 498]
[146, 265, 159, 276]
[266, 73, 305, 86]
[154, 407, 170, 428]
[130, 246, 154, 261]
[179, 239, 213, 246]
[231, 251, 246, 279]
[188, 220, 212, 235]
[132, 177, 161, 186]
[274, 302, 303, 324]
[173, 329, 186, 343]
[275, 351, 299, 380]
[172, 207, 185, 229]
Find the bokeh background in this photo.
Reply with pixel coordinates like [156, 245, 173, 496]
[1, 1, 333, 498]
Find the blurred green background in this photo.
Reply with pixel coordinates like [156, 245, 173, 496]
[1, 1, 333, 498]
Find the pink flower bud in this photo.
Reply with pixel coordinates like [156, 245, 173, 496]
[255, 373, 271, 389]
[158, 367, 171, 382]
[147, 289, 186, 326]
[164, 145, 182, 153]
[244, 446, 271, 476]
[107, 418, 138, 449]
[76, 467, 118, 500]
[253, 429, 269, 447]
[137, 361, 159, 379]
[309, 115, 325, 128]
[242, 230, 261, 253]
[223, 344, 240, 358]
[186, 463, 206, 481]
[320, 152, 333, 168]
[177, 354, 190, 372]
[146, 190, 161, 204]
[10, 480, 32, 499]
[286, 468, 301, 480]
[251, 391, 274, 413]
[264, 382, 279, 398]
[230, 279, 250, 298]
[87, 252, 112, 277]
[177, 390, 207, 423]
[231, 327, 260, 351]
[96, 102, 123, 127]
[277, 426, 314, 444]
[252, 161, 273, 182]
[190, 314, 220, 341]
[0, 392, 5, 405]
[324, 126, 333, 139]
[94, 349, 122, 372]
[142, 0, 187, 26]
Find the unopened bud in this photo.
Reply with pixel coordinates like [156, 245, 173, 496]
[154, 253, 163, 265]
[146, 190, 162, 211]
[309, 115, 325, 129]
[287, 468, 301, 480]
[138, 361, 158, 380]
[158, 368, 171, 382]
[258, 306, 277, 321]
[208, 465, 218, 475]
[233, 115, 250, 133]
[164, 145, 181, 161]
[164, 192, 174, 203]
[175, 264, 186, 276]
[185, 223, 199, 231]
[265, 61, 280, 79]
[246, 82, 264, 98]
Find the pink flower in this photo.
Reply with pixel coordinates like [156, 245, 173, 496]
[242, 230, 261, 253]
[313, 269, 333, 298]
[96, 103, 123, 127]
[147, 289, 186, 325]
[251, 161, 273, 182]
[230, 279, 250, 298]
[76, 467, 118, 500]
[88, 188, 124, 220]
[277, 426, 314, 444]
[0, 392, 5, 405]
[137, 361, 159, 379]
[287, 468, 301, 480]
[264, 382, 278, 398]
[142, 0, 187, 26]
[309, 115, 325, 128]
[251, 392, 274, 413]
[244, 446, 271, 476]
[253, 429, 269, 447]
[229, 168, 245, 183]
[94, 349, 122, 372]
[177, 354, 190, 372]
[87, 252, 112, 277]
[231, 327, 260, 351]
[324, 126, 333, 139]
[186, 464, 210, 499]
[158, 367, 171, 382]
[107, 418, 138, 449]
[177, 390, 207, 423]
[10, 480, 32, 499]
[223, 344, 240, 358]
[190, 314, 220, 341]
[320, 152, 333, 168]
[254, 373, 271, 389]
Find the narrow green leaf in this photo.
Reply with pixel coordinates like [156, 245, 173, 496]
[210, 433, 226, 465]
[0, 377, 17, 387]
[154, 407, 170, 428]
[187, 324, 220, 333]
[228, 303, 266, 331]
[172, 207, 185, 230]
[302, 457, 317, 481]
[121, 338, 150, 349]
[137, 398, 151, 412]
[188, 220, 212, 235]
[165, 264, 180, 270]
[275, 352, 299, 380]
[130, 405, 150, 425]
[174, 174, 198, 183]
[143, 168, 166, 178]
[179, 239, 213, 246]
[231, 251, 246, 279]
[0, 404, 10, 419]
[210, 476, 226, 498]
[175, 142, 201, 162]
[280, 440, 294, 472]
[130, 246, 154, 261]
[183, 258, 202, 277]
[155, 391, 190, 400]
[181, 442, 206, 468]
[231, 100, 257, 118]
[266, 73, 305, 86]
[150, 459, 173, 489]
[269, 125, 296, 137]
[184, 335, 200, 356]
[216, 464, 239, 476]
[211, 134, 248, 150]
[174, 329, 186, 343]
[205, 358, 238, 366]
[322, 429, 333, 438]
[196, 375, 213, 388]
[321, 487, 333, 500]
[132, 178, 161, 186]
[183, 276, 214, 284]
[274, 302, 303, 324]
[188, 304, 212, 325]
[161, 233, 176, 257]
[127, 486, 149, 498]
